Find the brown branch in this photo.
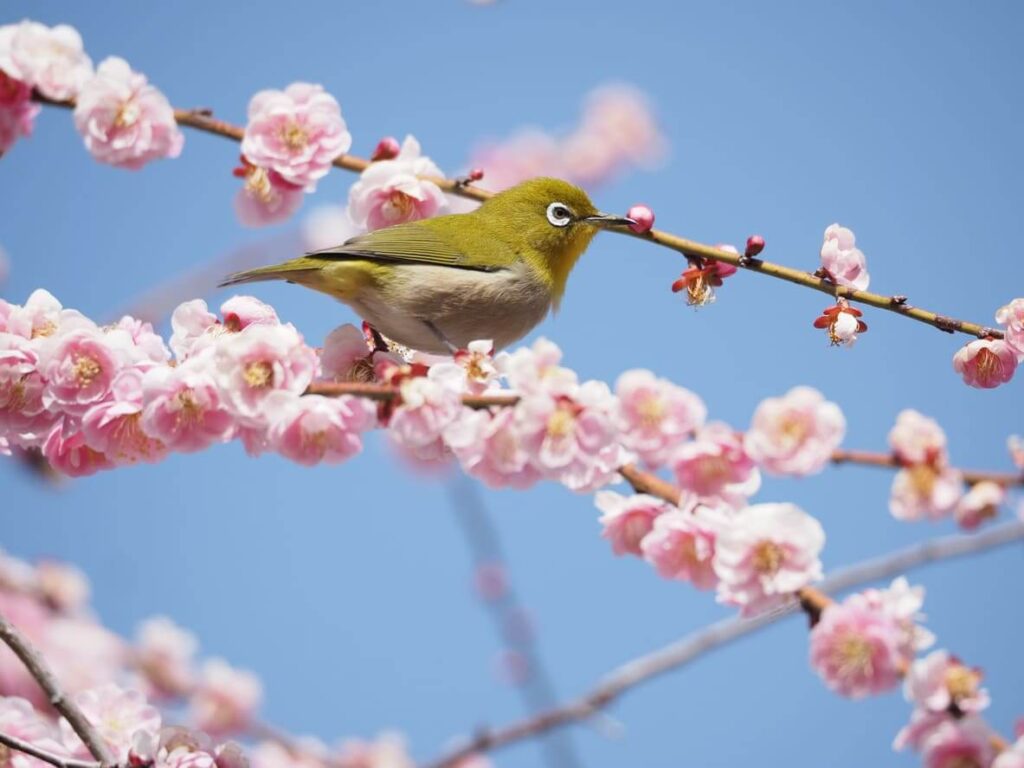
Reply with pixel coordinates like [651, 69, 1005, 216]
[32, 93, 1001, 341]
[418, 519, 1024, 768]
[0, 730, 100, 768]
[0, 611, 116, 767]
[831, 449, 1024, 487]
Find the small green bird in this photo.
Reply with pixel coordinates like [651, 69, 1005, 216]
[220, 177, 634, 354]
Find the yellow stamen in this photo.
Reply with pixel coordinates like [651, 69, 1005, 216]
[174, 389, 204, 427]
[907, 464, 937, 499]
[944, 664, 981, 703]
[114, 99, 141, 128]
[243, 360, 274, 389]
[73, 355, 102, 386]
[637, 395, 665, 428]
[280, 120, 309, 150]
[31, 321, 56, 339]
[546, 407, 575, 439]
[752, 540, 784, 575]
[833, 633, 874, 678]
[973, 348, 1002, 386]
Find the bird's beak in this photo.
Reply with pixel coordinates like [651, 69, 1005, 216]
[584, 212, 637, 229]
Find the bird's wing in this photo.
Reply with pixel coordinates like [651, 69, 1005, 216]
[306, 221, 504, 272]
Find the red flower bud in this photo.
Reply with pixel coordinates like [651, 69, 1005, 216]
[370, 136, 401, 162]
[627, 204, 655, 234]
[745, 235, 765, 258]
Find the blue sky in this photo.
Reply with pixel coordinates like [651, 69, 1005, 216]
[2, 2, 1022, 766]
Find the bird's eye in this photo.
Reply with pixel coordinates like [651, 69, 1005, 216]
[546, 202, 573, 228]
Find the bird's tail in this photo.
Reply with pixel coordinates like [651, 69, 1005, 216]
[219, 257, 322, 288]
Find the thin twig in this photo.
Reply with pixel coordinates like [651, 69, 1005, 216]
[831, 449, 1024, 487]
[0, 730, 100, 768]
[32, 93, 1001, 341]
[418, 520, 1024, 768]
[0, 611, 116, 767]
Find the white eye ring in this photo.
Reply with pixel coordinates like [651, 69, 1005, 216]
[546, 202, 573, 227]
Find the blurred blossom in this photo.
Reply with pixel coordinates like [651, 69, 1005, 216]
[0, 71, 39, 155]
[135, 616, 198, 698]
[302, 205, 359, 251]
[595, 491, 670, 556]
[0, 20, 93, 100]
[640, 503, 725, 589]
[190, 659, 262, 736]
[62, 684, 161, 763]
[889, 465, 963, 521]
[995, 297, 1024, 358]
[34, 560, 90, 612]
[336, 733, 414, 768]
[954, 481, 1004, 530]
[1009, 434, 1024, 469]
[0, 697, 67, 768]
[904, 649, 989, 715]
[889, 410, 948, 467]
[745, 387, 845, 477]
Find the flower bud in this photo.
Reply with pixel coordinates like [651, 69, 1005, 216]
[370, 136, 400, 162]
[627, 204, 655, 234]
[745, 235, 765, 258]
[468, 167, 485, 182]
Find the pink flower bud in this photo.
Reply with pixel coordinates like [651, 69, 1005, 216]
[626, 204, 655, 234]
[467, 167, 485, 182]
[745, 235, 765, 258]
[370, 136, 400, 161]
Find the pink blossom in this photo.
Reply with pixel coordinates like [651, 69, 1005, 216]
[35, 560, 90, 613]
[469, 130, 562, 192]
[337, 733, 414, 768]
[387, 365, 464, 462]
[0, 21, 93, 100]
[43, 617, 126, 696]
[0, 697, 67, 768]
[955, 481, 1005, 530]
[233, 156, 304, 227]
[889, 409, 948, 467]
[1009, 435, 1024, 469]
[1, 289, 63, 340]
[169, 300, 220, 361]
[890, 465, 964, 521]
[444, 407, 541, 489]
[135, 616, 198, 699]
[42, 421, 112, 477]
[301, 204, 359, 251]
[894, 709, 950, 752]
[813, 302, 867, 346]
[670, 422, 761, 508]
[856, 577, 935, 658]
[920, 718, 996, 768]
[573, 84, 666, 174]
[265, 391, 375, 466]
[319, 324, 389, 383]
[348, 136, 448, 231]
[220, 296, 279, 332]
[594, 491, 670, 556]
[241, 82, 350, 191]
[996, 298, 1024, 358]
[905, 650, 990, 715]
[450, 340, 500, 394]
[109, 316, 171, 368]
[615, 369, 706, 468]
[953, 338, 1017, 389]
[0, 333, 53, 443]
[713, 503, 824, 616]
[81, 368, 166, 464]
[62, 684, 161, 763]
[496, 337, 577, 396]
[73, 57, 183, 169]
[0, 70, 39, 154]
[745, 386, 846, 476]
[250, 741, 326, 768]
[39, 327, 123, 413]
[820, 223, 870, 290]
[212, 324, 318, 424]
[640, 503, 725, 588]
[994, 738, 1024, 768]
[189, 659, 262, 736]
[140, 363, 236, 452]
[809, 596, 904, 698]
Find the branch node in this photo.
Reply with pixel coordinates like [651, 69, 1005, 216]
[890, 295, 908, 306]
[933, 315, 961, 334]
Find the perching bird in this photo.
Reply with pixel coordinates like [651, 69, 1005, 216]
[219, 177, 634, 354]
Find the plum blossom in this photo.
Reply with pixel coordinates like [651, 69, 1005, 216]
[135, 616, 198, 699]
[444, 407, 541, 489]
[140, 363, 235, 452]
[0, 697, 67, 768]
[241, 82, 350, 191]
[62, 684, 161, 763]
[0, 20, 93, 100]
[905, 650, 990, 715]
[232, 156, 304, 227]
[820, 223, 870, 290]
[348, 135, 448, 231]
[670, 422, 760, 508]
[713, 503, 824, 616]
[994, 738, 1024, 768]
[496, 337, 577, 396]
[889, 409, 948, 467]
[614, 369, 706, 467]
[996, 298, 1024, 358]
[919, 718, 996, 768]
[73, 57, 183, 169]
[81, 368, 166, 464]
[1009, 435, 1024, 470]
[953, 338, 1017, 389]
[383, 363, 463, 462]
[35, 560, 90, 613]
[809, 596, 904, 698]
[265, 392, 375, 466]
[189, 659, 262, 736]
[954, 481, 1005, 530]
[594, 491, 670, 556]
[640, 503, 725, 589]
[859, 577, 935, 657]
[890, 465, 964, 521]
[39, 326, 121, 413]
[0, 70, 39, 155]
[813, 301, 867, 346]
[0, 334, 53, 443]
[745, 386, 845, 476]
[336, 733, 414, 768]
[670, 249, 738, 306]
[449, 340, 500, 394]
[318, 324, 390, 383]
[220, 296, 279, 332]
[42, 422, 112, 477]
[169, 300, 220, 361]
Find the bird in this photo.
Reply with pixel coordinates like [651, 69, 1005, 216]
[219, 177, 635, 354]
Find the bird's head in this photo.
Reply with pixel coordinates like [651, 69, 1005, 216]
[478, 177, 635, 304]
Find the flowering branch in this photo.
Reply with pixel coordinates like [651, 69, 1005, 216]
[419, 519, 1024, 768]
[30, 94, 1002, 342]
[0, 610, 116, 768]
[0, 730, 100, 768]
[831, 449, 1024, 487]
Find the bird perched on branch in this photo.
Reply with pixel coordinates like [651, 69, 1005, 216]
[219, 177, 634, 354]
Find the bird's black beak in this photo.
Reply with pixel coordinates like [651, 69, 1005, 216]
[584, 212, 636, 229]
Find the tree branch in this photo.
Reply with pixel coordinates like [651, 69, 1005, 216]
[0, 730, 100, 768]
[418, 519, 1024, 768]
[32, 93, 1002, 342]
[831, 449, 1023, 487]
[0, 611, 116, 767]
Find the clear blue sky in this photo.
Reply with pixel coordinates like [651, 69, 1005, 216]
[2, 2, 1022, 766]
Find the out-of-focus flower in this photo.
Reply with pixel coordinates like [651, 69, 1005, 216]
[670, 423, 760, 508]
[496, 337, 577, 397]
[713, 503, 824, 616]
[1009, 434, 1024, 470]
[594, 491, 670, 556]
[265, 391, 375, 466]
[858, 577, 935, 658]
[813, 301, 867, 346]
[954, 481, 1005, 530]
[745, 386, 845, 476]
[953, 338, 1017, 389]
[0, 70, 39, 155]
[890, 465, 964, 521]
[994, 737, 1024, 768]
[42, 421, 112, 477]
[73, 57, 183, 169]
[301, 204, 359, 251]
[336, 733, 414, 768]
[241, 82, 350, 191]
[189, 659, 262, 737]
[135, 616, 198, 699]
[62, 684, 161, 763]
[640, 503, 725, 589]
[820, 224, 870, 290]
[615, 369, 706, 468]
[233, 155, 305, 227]
[995, 298, 1024, 358]
[0, 20, 93, 100]
[0, 697, 67, 768]
[889, 409, 947, 467]
[348, 135, 447, 232]
[35, 560, 90, 613]
[905, 650, 989, 715]
[387, 364, 463, 462]
[444, 407, 541, 489]
[920, 718, 996, 768]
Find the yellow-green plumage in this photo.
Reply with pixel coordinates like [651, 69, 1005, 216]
[220, 177, 631, 353]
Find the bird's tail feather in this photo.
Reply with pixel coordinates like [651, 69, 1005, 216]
[218, 258, 321, 288]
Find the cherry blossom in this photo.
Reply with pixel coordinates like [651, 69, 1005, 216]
[41, 422, 113, 477]
[81, 368, 166, 465]
[140, 363, 236, 453]
[73, 57, 183, 169]
[348, 135, 448, 231]
[995, 298, 1024, 358]
[385, 363, 464, 462]
[904, 650, 990, 715]
[594, 491, 670, 556]
[670, 422, 760, 508]
[614, 369, 706, 468]
[135, 616, 198, 699]
[953, 338, 1017, 389]
[189, 659, 262, 737]
[713, 503, 824, 616]
[640, 503, 725, 588]
[241, 82, 350, 191]
[919, 718, 996, 768]
[0, 20, 93, 100]
[0, 70, 39, 155]
[889, 409, 948, 467]
[62, 684, 161, 763]
[820, 223, 870, 290]
[889, 465, 964, 521]
[265, 391, 375, 466]
[444, 407, 541, 489]
[232, 156, 305, 227]
[34, 561, 90, 613]
[745, 386, 845, 476]
[954, 481, 1005, 530]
